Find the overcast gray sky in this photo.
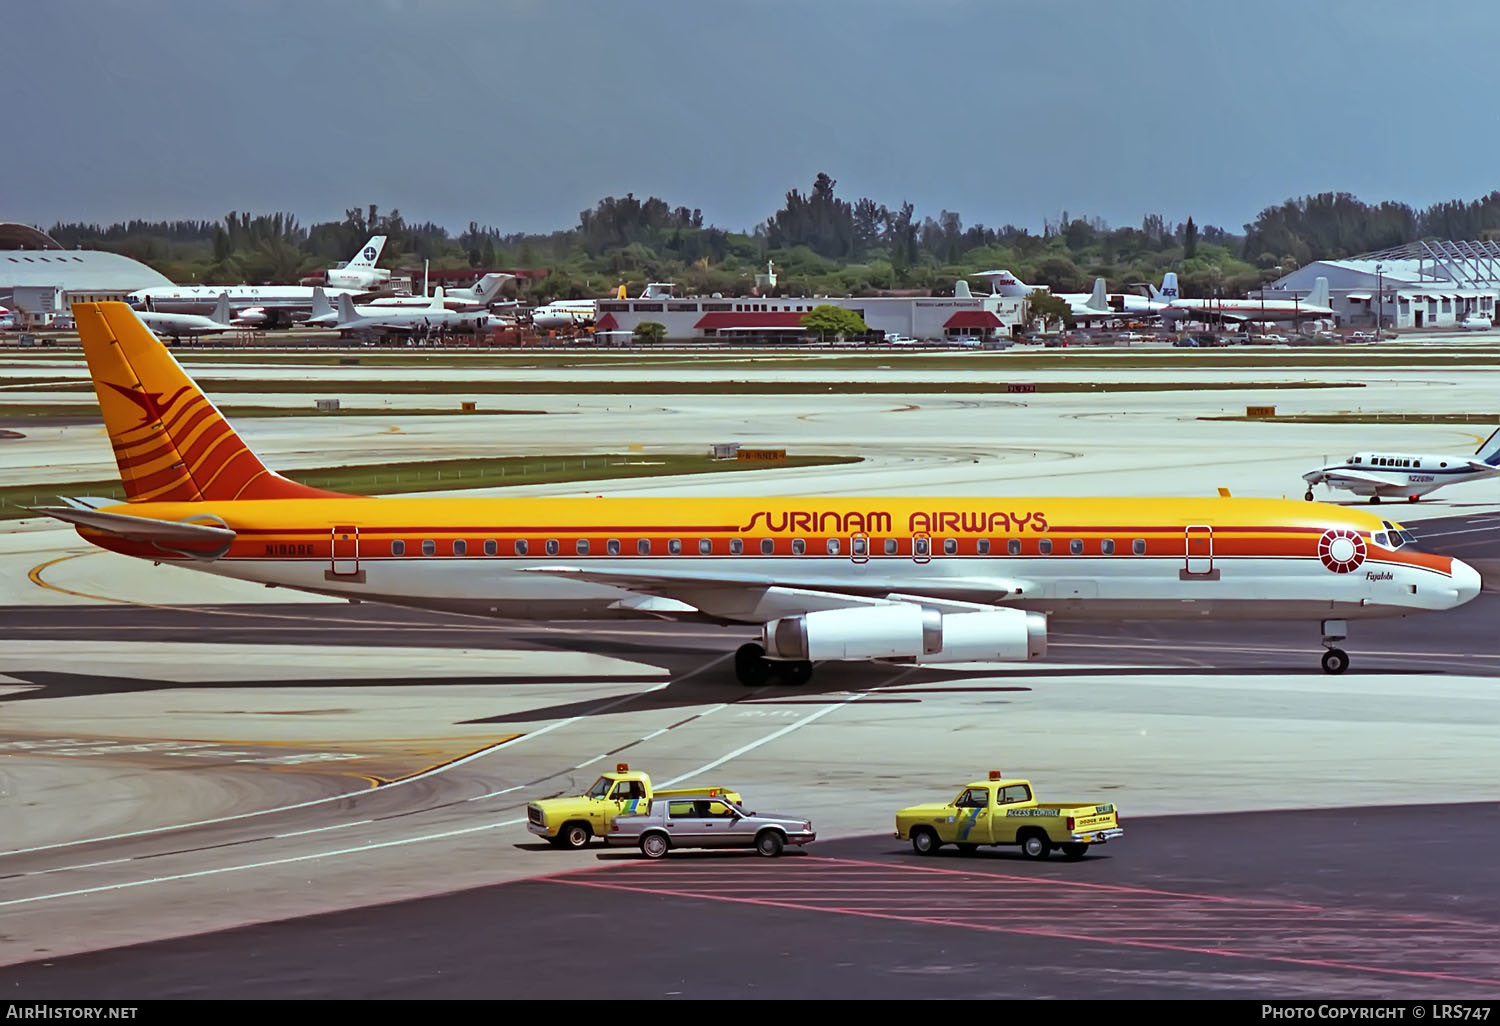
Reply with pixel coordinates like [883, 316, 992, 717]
[11, 0, 1499, 237]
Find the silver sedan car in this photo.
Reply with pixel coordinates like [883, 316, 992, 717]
[609, 793, 815, 858]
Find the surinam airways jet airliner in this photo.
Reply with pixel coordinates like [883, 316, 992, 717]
[40, 303, 1482, 679]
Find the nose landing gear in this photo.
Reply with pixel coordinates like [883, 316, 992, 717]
[1320, 619, 1349, 675]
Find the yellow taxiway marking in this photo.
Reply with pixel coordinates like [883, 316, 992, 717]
[27, 552, 127, 603]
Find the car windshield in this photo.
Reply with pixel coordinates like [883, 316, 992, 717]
[584, 776, 615, 798]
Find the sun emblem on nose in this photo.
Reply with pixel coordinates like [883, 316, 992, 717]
[1319, 528, 1366, 573]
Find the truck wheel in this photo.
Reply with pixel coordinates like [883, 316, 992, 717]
[559, 822, 591, 850]
[910, 828, 940, 856]
[956, 843, 978, 856]
[755, 830, 785, 857]
[1020, 831, 1051, 860]
[1060, 843, 1089, 859]
[639, 832, 669, 859]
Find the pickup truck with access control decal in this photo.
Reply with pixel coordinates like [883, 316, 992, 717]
[527, 764, 743, 849]
[895, 771, 1122, 859]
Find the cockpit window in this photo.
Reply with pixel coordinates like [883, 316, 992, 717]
[1398, 530, 1417, 545]
[1374, 532, 1388, 547]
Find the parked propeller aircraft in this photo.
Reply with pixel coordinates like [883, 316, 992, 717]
[1303, 429, 1500, 503]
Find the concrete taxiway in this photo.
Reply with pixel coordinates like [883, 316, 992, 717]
[2, 350, 1499, 998]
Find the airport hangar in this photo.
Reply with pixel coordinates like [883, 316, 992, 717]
[0, 222, 171, 327]
[1262, 239, 1500, 329]
[591, 288, 1029, 342]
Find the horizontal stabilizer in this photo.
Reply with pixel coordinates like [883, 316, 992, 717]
[31, 506, 237, 545]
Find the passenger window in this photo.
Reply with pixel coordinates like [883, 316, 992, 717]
[998, 784, 1032, 804]
[607, 538, 620, 555]
[1069, 538, 1083, 555]
[1039, 539, 1053, 555]
[791, 538, 806, 555]
[699, 538, 713, 555]
[730, 537, 744, 554]
[883, 537, 898, 555]
[826, 538, 841, 555]
[1413, 460, 1421, 468]
[1101, 539, 1115, 555]
[667, 801, 694, 818]
[421, 539, 435, 556]
[391, 540, 405, 556]
[1132, 539, 1146, 555]
[668, 538, 682, 555]
[453, 539, 467, 556]
[545, 539, 559, 556]
[943, 538, 957, 555]
[576, 539, 590, 555]
[637, 538, 651, 555]
[515, 539, 529, 556]
[1007, 538, 1021, 555]
[852, 536, 867, 556]
[976, 539, 990, 555]
[483, 539, 497, 556]
[760, 538, 775, 555]
[914, 537, 930, 557]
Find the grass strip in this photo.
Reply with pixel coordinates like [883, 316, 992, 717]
[9, 378, 1364, 396]
[0, 404, 547, 421]
[0, 453, 861, 521]
[1203, 413, 1498, 425]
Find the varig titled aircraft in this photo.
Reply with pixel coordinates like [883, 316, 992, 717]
[42, 303, 1482, 680]
[1303, 429, 1500, 503]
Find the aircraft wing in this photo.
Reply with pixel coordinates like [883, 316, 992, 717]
[1302, 468, 1389, 489]
[516, 565, 1028, 620]
[31, 506, 236, 547]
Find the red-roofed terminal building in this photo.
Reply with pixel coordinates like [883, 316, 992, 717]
[593, 290, 1026, 343]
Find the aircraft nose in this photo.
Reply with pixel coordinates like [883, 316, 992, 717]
[1451, 557, 1482, 606]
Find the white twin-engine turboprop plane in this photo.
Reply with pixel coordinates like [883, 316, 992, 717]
[1303, 429, 1500, 503]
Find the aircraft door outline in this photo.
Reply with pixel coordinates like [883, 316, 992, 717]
[1182, 524, 1219, 579]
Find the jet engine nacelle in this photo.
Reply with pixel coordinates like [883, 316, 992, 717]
[762, 605, 1046, 663]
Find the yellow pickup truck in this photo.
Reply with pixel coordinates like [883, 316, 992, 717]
[895, 771, 1122, 860]
[526, 764, 743, 849]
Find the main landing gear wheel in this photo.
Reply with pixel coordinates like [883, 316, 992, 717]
[1368, 495, 1382, 504]
[1321, 648, 1350, 675]
[1304, 490, 1315, 501]
[778, 660, 814, 686]
[734, 643, 772, 687]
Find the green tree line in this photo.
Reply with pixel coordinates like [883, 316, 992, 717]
[44, 178, 1500, 303]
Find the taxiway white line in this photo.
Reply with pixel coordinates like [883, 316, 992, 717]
[275, 820, 373, 840]
[22, 857, 132, 877]
[0, 818, 529, 910]
[0, 679, 673, 859]
[657, 691, 871, 788]
[462, 654, 729, 802]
